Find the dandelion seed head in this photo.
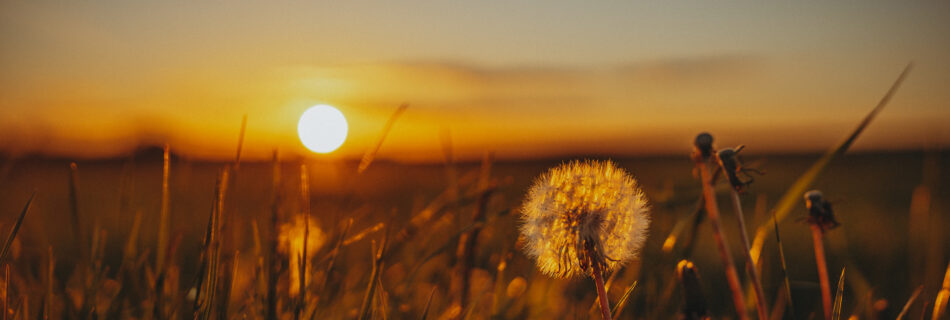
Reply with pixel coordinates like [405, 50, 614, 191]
[520, 160, 650, 278]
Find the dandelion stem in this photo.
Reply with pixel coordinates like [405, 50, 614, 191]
[810, 224, 832, 320]
[591, 260, 612, 320]
[729, 189, 769, 319]
[698, 161, 749, 320]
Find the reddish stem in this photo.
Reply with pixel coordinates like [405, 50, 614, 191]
[592, 262, 612, 320]
[811, 224, 832, 320]
[699, 161, 749, 320]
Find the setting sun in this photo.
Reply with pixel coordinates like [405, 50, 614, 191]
[298, 104, 348, 154]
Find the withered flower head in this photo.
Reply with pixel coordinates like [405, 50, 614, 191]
[803, 190, 839, 232]
[520, 160, 650, 278]
[716, 145, 763, 192]
[693, 132, 715, 161]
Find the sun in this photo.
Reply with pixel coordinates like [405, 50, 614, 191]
[298, 104, 348, 154]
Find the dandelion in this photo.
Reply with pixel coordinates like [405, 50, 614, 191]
[520, 160, 650, 319]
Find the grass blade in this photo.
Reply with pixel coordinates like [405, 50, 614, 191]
[0, 192, 34, 263]
[45, 246, 53, 320]
[156, 144, 171, 275]
[751, 63, 913, 264]
[897, 285, 923, 320]
[420, 287, 436, 320]
[266, 150, 280, 320]
[460, 295, 481, 320]
[771, 210, 794, 317]
[68, 162, 88, 264]
[610, 281, 638, 320]
[832, 267, 845, 320]
[934, 263, 950, 320]
[358, 104, 408, 174]
[234, 114, 247, 168]
[661, 196, 704, 253]
[358, 239, 386, 320]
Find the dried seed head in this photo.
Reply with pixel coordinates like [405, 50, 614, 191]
[717, 145, 756, 192]
[803, 190, 839, 232]
[804, 190, 824, 207]
[693, 133, 715, 160]
[520, 160, 650, 278]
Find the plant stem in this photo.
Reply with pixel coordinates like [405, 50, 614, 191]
[729, 190, 769, 319]
[810, 224, 832, 320]
[266, 150, 280, 320]
[698, 161, 749, 320]
[591, 261, 612, 320]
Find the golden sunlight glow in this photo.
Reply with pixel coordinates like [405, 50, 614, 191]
[298, 105, 348, 153]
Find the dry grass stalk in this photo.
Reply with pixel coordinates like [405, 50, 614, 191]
[157, 145, 171, 275]
[0, 193, 34, 263]
[193, 168, 229, 319]
[46, 246, 53, 320]
[691, 134, 748, 320]
[934, 263, 950, 320]
[897, 286, 923, 320]
[491, 251, 508, 317]
[610, 280, 638, 320]
[771, 210, 794, 318]
[68, 163, 88, 266]
[358, 104, 408, 174]
[358, 238, 386, 320]
[420, 287, 436, 320]
[234, 114, 247, 169]
[454, 152, 494, 308]
[3, 264, 8, 320]
[718, 146, 769, 320]
[295, 164, 310, 320]
[154, 145, 171, 319]
[831, 267, 845, 320]
[266, 150, 280, 320]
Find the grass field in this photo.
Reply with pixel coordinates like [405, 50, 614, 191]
[0, 149, 947, 319]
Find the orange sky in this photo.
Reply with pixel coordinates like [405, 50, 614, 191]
[1, 2, 948, 162]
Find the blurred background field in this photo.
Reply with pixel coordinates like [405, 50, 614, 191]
[0, 149, 946, 318]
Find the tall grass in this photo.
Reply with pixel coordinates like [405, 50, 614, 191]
[0, 64, 942, 320]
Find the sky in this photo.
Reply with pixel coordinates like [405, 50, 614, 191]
[1, 1, 948, 162]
